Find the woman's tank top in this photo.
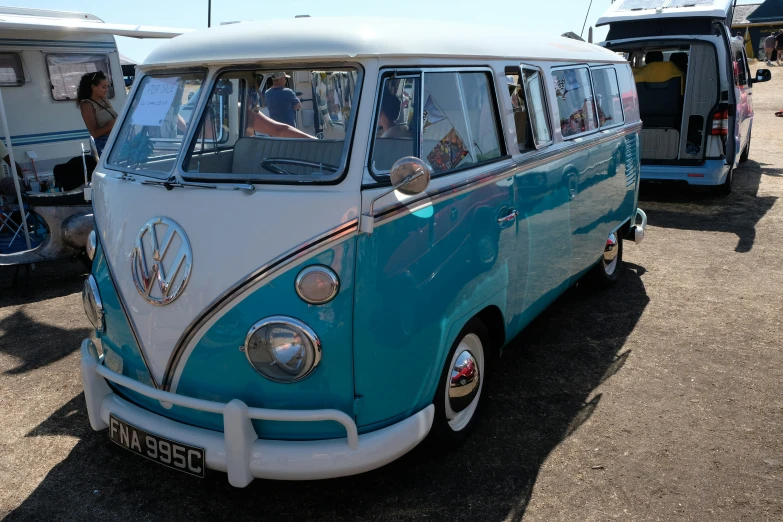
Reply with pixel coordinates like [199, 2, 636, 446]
[81, 98, 118, 131]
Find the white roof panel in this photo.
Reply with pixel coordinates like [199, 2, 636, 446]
[143, 17, 625, 68]
[597, 0, 734, 26]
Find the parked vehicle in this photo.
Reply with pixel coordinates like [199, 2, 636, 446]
[597, 0, 771, 195]
[0, 6, 189, 265]
[79, 17, 647, 487]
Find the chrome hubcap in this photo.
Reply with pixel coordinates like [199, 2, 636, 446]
[603, 232, 619, 275]
[445, 333, 484, 432]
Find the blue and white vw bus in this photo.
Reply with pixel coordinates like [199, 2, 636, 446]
[79, 18, 647, 486]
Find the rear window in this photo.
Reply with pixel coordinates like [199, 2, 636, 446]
[46, 54, 114, 101]
[0, 53, 24, 87]
[552, 67, 598, 138]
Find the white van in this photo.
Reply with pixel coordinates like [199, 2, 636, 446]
[597, 0, 771, 194]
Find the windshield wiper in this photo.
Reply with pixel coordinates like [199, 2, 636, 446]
[141, 179, 217, 190]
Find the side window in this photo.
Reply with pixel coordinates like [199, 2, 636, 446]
[370, 70, 503, 177]
[522, 67, 552, 146]
[0, 53, 24, 87]
[591, 67, 624, 128]
[734, 48, 749, 87]
[551, 66, 597, 138]
[506, 66, 552, 152]
[45, 54, 114, 101]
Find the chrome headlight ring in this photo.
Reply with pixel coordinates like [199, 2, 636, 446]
[82, 274, 104, 332]
[243, 316, 321, 383]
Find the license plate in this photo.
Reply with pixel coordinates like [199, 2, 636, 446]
[109, 415, 205, 478]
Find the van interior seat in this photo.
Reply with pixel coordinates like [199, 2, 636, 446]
[634, 61, 685, 130]
[371, 137, 416, 172]
[232, 137, 344, 175]
[670, 52, 688, 74]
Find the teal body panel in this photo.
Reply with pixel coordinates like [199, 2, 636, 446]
[92, 245, 157, 389]
[95, 239, 358, 440]
[353, 173, 516, 428]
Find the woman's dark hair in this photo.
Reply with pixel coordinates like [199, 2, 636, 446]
[76, 71, 108, 106]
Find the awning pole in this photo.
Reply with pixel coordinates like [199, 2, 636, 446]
[0, 88, 32, 251]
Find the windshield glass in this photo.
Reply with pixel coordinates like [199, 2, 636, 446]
[181, 67, 360, 183]
[107, 71, 205, 177]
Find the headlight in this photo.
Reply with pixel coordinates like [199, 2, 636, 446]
[244, 317, 321, 383]
[82, 275, 104, 332]
[295, 265, 339, 304]
[86, 230, 96, 261]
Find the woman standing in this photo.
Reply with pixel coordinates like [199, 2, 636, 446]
[77, 71, 117, 156]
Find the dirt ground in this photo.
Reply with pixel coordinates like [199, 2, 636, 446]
[1, 65, 782, 522]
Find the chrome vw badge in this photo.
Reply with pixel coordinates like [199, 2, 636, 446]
[131, 217, 192, 306]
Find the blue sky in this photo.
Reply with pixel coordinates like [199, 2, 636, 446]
[16, 0, 759, 63]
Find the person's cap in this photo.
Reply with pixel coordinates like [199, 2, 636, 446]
[270, 71, 290, 80]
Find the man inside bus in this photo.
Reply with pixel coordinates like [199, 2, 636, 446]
[378, 91, 412, 138]
[265, 71, 301, 127]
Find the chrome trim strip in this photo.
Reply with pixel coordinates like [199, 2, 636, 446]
[373, 121, 643, 227]
[94, 222, 161, 389]
[161, 219, 359, 390]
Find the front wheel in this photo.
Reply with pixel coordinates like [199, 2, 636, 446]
[430, 317, 489, 448]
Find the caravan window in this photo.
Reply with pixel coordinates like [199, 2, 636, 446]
[45, 54, 114, 101]
[0, 53, 24, 86]
[182, 67, 360, 183]
[551, 66, 598, 138]
[370, 70, 504, 178]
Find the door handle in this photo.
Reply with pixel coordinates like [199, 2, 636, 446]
[497, 209, 519, 224]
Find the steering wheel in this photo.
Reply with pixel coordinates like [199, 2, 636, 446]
[260, 158, 339, 176]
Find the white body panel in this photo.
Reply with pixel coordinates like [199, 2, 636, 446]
[596, 0, 734, 26]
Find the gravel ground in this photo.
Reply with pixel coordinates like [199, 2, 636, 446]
[1, 65, 782, 522]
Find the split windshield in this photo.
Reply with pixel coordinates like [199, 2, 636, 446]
[181, 67, 360, 183]
[107, 67, 360, 183]
[107, 71, 205, 177]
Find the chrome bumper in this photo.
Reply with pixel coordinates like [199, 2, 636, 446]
[80, 339, 434, 486]
[627, 208, 647, 245]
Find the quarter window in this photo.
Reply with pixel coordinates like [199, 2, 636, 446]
[507, 66, 552, 152]
[551, 67, 597, 138]
[46, 54, 114, 101]
[591, 67, 624, 128]
[0, 53, 24, 87]
[371, 70, 503, 177]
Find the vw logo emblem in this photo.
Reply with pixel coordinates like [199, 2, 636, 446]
[131, 217, 192, 306]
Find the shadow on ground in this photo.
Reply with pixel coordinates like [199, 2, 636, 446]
[639, 159, 777, 252]
[6, 263, 649, 522]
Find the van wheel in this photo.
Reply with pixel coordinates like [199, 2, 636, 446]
[739, 137, 750, 163]
[713, 168, 733, 196]
[430, 317, 489, 448]
[585, 231, 623, 288]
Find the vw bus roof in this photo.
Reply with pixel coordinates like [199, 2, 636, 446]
[596, 0, 734, 26]
[0, 5, 193, 38]
[142, 17, 624, 69]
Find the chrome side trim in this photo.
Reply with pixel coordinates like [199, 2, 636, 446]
[94, 223, 160, 389]
[162, 219, 359, 390]
[372, 121, 642, 228]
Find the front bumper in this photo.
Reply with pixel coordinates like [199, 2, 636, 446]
[624, 208, 647, 245]
[640, 159, 729, 186]
[80, 339, 434, 486]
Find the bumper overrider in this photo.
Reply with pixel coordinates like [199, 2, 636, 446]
[80, 339, 434, 486]
[625, 208, 647, 244]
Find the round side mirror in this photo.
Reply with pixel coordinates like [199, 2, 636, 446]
[389, 157, 431, 196]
